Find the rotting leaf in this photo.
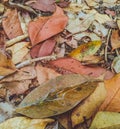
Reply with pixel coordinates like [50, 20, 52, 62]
[89, 111, 120, 129]
[15, 74, 97, 118]
[71, 82, 106, 127]
[68, 41, 102, 61]
[0, 51, 16, 76]
[28, 6, 68, 45]
[0, 117, 54, 129]
[2, 9, 23, 39]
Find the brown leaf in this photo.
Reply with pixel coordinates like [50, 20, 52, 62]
[99, 73, 120, 112]
[48, 57, 114, 79]
[111, 30, 120, 50]
[28, 0, 56, 12]
[0, 51, 16, 76]
[28, 6, 68, 45]
[30, 38, 56, 58]
[35, 64, 60, 85]
[2, 9, 23, 39]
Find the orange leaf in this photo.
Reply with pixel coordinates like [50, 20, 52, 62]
[2, 9, 23, 39]
[48, 57, 114, 80]
[99, 73, 120, 112]
[28, 6, 68, 45]
[0, 51, 16, 76]
[111, 30, 120, 50]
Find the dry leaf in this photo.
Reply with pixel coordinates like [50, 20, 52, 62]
[30, 38, 56, 58]
[0, 51, 16, 76]
[117, 20, 120, 30]
[71, 82, 106, 127]
[111, 30, 120, 50]
[0, 117, 54, 129]
[35, 64, 60, 84]
[89, 111, 120, 129]
[99, 73, 120, 112]
[2, 9, 23, 39]
[69, 41, 102, 61]
[48, 57, 114, 79]
[7, 42, 30, 64]
[28, 6, 68, 45]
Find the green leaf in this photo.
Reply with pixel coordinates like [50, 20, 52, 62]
[15, 74, 97, 118]
[89, 111, 120, 129]
[69, 41, 102, 61]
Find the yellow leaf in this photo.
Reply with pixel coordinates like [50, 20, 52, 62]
[69, 41, 101, 61]
[0, 117, 54, 129]
[0, 51, 16, 76]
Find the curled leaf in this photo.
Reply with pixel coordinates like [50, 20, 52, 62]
[28, 6, 68, 45]
[69, 41, 102, 61]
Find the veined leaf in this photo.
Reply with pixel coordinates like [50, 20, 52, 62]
[69, 41, 102, 61]
[15, 74, 97, 118]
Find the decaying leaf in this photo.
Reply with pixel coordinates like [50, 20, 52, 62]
[2, 9, 23, 39]
[99, 73, 120, 112]
[28, 6, 68, 45]
[89, 111, 120, 129]
[7, 42, 30, 64]
[15, 74, 97, 118]
[35, 64, 60, 84]
[48, 57, 114, 79]
[0, 51, 16, 76]
[111, 30, 120, 50]
[0, 117, 54, 129]
[71, 82, 106, 127]
[69, 41, 102, 61]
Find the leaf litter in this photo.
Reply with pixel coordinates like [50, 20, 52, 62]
[0, 0, 120, 129]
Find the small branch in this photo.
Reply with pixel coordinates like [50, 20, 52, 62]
[0, 55, 57, 81]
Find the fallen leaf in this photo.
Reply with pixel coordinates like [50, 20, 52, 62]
[48, 57, 114, 79]
[0, 66, 36, 83]
[16, 82, 96, 119]
[28, 0, 56, 12]
[35, 64, 60, 84]
[30, 38, 56, 58]
[16, 74, 96, 118]
[0, 117, 54, 129]
[7, 42, 30, 64]
[99, 73, 120, 112]
[2, 9, 23, 39]
[111, 30, 120, 50]
[89, 111, 120, 129]
[0, 51, 16, 76]
[28, 6, 68, 45]
[69, 41, 102, 61]
[117, 20, 120, 30]
[71, 82, 106, 127]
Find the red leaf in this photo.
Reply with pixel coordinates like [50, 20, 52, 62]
[30, 38, 56, 58]
[28, 6, 68, 45]
[2, 9, 23, 39]
[48, 58, 114, 80]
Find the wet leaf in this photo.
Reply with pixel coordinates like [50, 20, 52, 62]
[2, 9, 23, 39]
[89, 111, 120, 129]
[69, 41, 102, 61]
[15, 74, 96, 118]
[7, 42, 30, 64]
[28, 6, 68, 45]
[28, 0, 56, 13]
[71, 82, 106, 127]
[111, 30, 120, 50]
[0, 117, 54, 129]
[99, 73, 120, 112]
[0, 51, 16, 76]
[48, 58, 114, 79]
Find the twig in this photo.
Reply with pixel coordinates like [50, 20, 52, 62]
[6, 34, 28, 47]
[0, 55, 57, 80]
[104, 29, 112, 62]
